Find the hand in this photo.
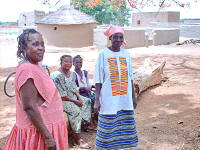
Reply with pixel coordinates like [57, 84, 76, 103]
[94, 99, 100, 114]
[133, 101, 137, 109]
[73, 91, 78, 96]
[79, 87, 90, 93]
[75, 99, 83, 107]
[45, 137, 56, 150]
[84, 87, 91, 93]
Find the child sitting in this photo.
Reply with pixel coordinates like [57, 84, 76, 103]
[73, 55, 97, 131]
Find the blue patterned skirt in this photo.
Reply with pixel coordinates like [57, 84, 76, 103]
[96, 110, 138, 150]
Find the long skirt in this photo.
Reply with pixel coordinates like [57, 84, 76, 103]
[96, 110, 138, 150]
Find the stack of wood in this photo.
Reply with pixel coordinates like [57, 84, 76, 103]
[176, 39, 200, 45]
[133, 58, 166, 97]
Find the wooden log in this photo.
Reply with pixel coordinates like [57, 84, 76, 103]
[133, 59, 166, 97]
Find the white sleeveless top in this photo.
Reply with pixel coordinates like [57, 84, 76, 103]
[74, 70, 90, 88]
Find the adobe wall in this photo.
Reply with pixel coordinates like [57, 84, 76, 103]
[93, 28, 107, 48]
[132, 11, 180, 27]
[93, 28, 146, 49]
[153, 28, 180, 46]
[37, 23, 96, 48]
[18, 10, 46, 34]
[18, 11, 46, 27]
[123, 28, 146, 48]
[18, 12, 35, 27]
[168, 11, 180, 22]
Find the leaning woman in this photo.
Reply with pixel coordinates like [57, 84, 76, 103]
[94, 26, 138, 150]
[3, 29, 68, 150]
[50, 55, 91, 149]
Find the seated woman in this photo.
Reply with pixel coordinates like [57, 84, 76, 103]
[73, 55, 95, 102]
[50, 55, 91, 149]
[73, 55, 97, 129]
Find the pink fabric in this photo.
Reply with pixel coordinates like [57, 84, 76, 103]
[104, 25, 127, 46]
[3, 62, 68, 150]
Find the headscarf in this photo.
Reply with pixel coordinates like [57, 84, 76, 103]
[104, 25, 127, 46]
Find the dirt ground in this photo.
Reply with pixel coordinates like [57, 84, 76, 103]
[0, 37, 200, 150]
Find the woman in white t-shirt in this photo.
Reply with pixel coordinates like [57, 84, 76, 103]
[94, 26, 138, 150]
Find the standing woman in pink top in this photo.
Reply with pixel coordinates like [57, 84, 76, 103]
[3, 29, 69, 150]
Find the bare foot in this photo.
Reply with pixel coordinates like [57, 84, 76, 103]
[79, 139, 91, 149]
[87, 125, 97, 131]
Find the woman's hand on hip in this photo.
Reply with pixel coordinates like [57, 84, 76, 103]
[45, 137, 57, 150]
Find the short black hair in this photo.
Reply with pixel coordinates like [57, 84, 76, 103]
[60, 55, 72, 64]
[73, 55, 82, 63]
[17, 29, 39, 59]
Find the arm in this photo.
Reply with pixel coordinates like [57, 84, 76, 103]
[61, 92, 83, 107]
[85, 71, 92, 90]
[51, 73, 82, 107]
[79, 87, 90, 92]
[74, 91, 81, 100]
[20, 78, 56, 150]
[131, 80, 137, 109]
[94, 83, 102, 113]
[128, 52, 137, 109]
[93, 51, 104, 113]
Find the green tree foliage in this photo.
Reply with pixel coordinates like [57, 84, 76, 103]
[41, 0, 200, 26]
[70, 0, 131, 26]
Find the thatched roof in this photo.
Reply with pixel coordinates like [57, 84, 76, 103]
[35, 6, 97, 25]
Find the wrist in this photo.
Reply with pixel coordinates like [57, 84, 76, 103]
[133, 99, 137, 103]
[132, 98, 137, 101]
[77, 95, 80, 100]
[94, 100, 100, 108]
[74, 99, 78, 103]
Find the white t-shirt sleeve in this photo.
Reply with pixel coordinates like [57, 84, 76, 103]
[94, 51, 104, 84]
[128, 52, 134, 80]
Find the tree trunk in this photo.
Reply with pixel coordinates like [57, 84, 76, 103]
[133, 59, 166, 97]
